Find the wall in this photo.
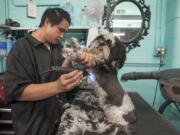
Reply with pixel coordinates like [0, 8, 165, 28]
[163, 0, 180, 130]
[0, 0, 5, 23]
[164, 0, 180, 68]
[6, 0, 106, 27]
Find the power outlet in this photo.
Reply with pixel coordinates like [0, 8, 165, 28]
[154, 47, 166, 57]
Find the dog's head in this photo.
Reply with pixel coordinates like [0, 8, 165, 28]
[89, 30, 126, 73]
[62, 29, 126, 73]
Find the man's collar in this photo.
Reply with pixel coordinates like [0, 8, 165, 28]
[26, 34, 43, 47]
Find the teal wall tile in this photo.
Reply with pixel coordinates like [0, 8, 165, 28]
[0, 0, 5, 23]
[13, 0, 60, 6]
[164, 4, 180, 68]
[162, 0, 180, 131]
[6, 0, 106, 27]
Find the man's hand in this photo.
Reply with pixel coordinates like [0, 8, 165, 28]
[62, 47, 93, 68]
[79, 48, 93, 68]
[55, 70, 83, 93]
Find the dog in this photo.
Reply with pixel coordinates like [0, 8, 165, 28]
[56, 29, 136, 135]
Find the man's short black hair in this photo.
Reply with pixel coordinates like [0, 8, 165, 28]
[39, 8, 71, 27]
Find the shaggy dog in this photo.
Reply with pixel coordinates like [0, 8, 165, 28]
[56, 30, 136, 135]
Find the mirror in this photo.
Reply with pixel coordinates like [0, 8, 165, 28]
[102, 0, 151, 52]
[112, 1, 142, 43]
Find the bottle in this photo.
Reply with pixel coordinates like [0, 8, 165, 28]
[80, 38, 86, 47]
[0, 33, 6, 73]
[81, 6, 88, 26]
[62, 0, 74, 26]
[6, 34, 14, 55]
[0, 34, 6, 57]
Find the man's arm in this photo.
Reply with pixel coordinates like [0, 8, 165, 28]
[17, 70, 83, 101]
[17, 50, 93, 101]
[62, 51, 93, 68]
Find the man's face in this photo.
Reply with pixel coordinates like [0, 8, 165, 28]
[45, 19, 69, 44]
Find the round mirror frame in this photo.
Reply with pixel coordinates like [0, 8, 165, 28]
[102, 0, 151, 52]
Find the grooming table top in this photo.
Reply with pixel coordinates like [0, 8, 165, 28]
[0, 92, 179, 135]
[128, 92, 179, 135]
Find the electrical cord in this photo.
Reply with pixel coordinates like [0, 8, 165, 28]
[152, 80, 159, 107]
[152, 55, 164, 107]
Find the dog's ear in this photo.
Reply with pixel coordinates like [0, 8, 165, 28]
[110, 37, 126, 69]
[102, 36, 126, 73]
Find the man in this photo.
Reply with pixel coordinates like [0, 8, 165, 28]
[4, 8, 92, 135]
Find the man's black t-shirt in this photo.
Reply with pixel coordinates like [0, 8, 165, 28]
[4, 34, 65, 135]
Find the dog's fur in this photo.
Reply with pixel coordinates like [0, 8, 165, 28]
[56, 30, 136, 135]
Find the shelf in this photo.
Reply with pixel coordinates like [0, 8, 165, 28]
[0, 25, 35, 31]
[0, 131, 15, 135]
[0, 25, 90, 31]
[0, 108, 11, 113]
[0, 120, 13, 124]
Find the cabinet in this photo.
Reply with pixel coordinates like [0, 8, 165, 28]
[0, 103, 14, 135]
[0, 73, 14, 135]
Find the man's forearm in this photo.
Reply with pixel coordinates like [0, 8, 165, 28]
[16, 81, 60, 101]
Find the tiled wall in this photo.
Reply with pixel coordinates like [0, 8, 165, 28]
[164, 0, 180, 68]
[0, 0, 6, 74]
[6, 0, 106, 27]
[0, 0, 5, 23]
[163, 0, 180, 131]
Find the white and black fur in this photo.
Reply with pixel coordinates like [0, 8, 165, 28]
[56, 30, 136, 135]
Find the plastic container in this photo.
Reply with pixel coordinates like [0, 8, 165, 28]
[81, 6, 88, 26]
[0, 36, 7, 57]
[6, 34, 15, 55]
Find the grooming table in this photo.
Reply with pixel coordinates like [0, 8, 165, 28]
[128, 92, 179, 135]
[0, 92, 179, 135]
